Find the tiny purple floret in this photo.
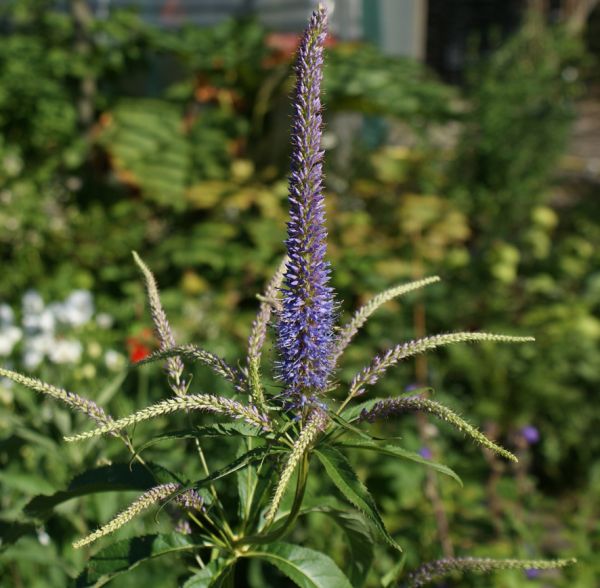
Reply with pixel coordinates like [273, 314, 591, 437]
[419, 446, 433, 460]
[276, 6, 335, 408]
[521, 425, 540, 445]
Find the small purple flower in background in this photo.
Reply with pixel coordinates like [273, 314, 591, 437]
[525, 568, 541, 580]
[405, 383, 419, 392]
[419, 446, 433, 460]
[276, 6, 335, 409]
[521, 425, 540, 445]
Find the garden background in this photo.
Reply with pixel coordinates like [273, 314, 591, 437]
[0, 0, 599, 586]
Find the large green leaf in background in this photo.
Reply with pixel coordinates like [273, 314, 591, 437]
[245, 542, 353, 588]
[24, 462, 181, 520]
[99, 99, 189, 208]
[76, 533, 198, 587]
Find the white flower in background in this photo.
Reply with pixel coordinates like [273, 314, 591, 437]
[37, 528, 50, 546]
[0, 325, 22, 356]
[23, 308, 55, 334]
[22, 290, 44, 315]
[48, 339, 83, 364]
[104, 349, 125, 371]
[22, 333, 56, 369]
[23, 349, 44, 370]
[96, 312, 113, 329]
[60, 290, 94, 327]
[0, 303, 14, 327]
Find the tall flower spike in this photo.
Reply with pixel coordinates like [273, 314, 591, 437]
[359, 395, 517, 462]
[64, 393, 271, 442]
[0, 367, 114, 429]
[277, 6, 335, 408]
[132, 251, 186, 396]
[403, 557, 576, 588]
[73, 483, 179, 548]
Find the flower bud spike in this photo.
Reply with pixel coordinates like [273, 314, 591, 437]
[132, 251, 186, 396]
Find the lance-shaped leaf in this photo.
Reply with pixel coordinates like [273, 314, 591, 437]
[335, 440, 463, 485]
[136, 345, 244, 392]
[359, 396, 517, 462]
[314, 445, 401, 551]
[64, 394, 271, 442]
[244, 542, 353, 588]
[76, 534, 200, 587]
[0, 367, 113, 428]
[315, 509, 374, 587]
[132, 251, 186, 395]
[332, 276, 440, 364]
[24, 463, 179, 520]
[402, 556, 576, 588]
[349, 333, 534, 397]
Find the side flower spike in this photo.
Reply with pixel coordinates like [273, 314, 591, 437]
[276, 5, 336, 409]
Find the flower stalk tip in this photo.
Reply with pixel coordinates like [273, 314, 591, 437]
[277, 6, 335, 409]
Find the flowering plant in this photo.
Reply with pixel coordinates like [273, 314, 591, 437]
[1, 7, 575, 587]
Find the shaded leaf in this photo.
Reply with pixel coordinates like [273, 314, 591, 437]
[317, 509, 374, 587]
[24, 463, 180, 520]
[75, 533, 198, 587]
[182, 558, 234, 587]
[0, 520, 37, 551]
[314, 445, 401, 551]
[245, 542, 353, 588]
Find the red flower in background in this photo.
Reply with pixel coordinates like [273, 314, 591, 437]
[126, 328, 155, 363]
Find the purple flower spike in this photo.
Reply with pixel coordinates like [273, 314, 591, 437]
[276, 6, 335, 408]
[525, 568, 541, 579]
[521, 425, 540, 445]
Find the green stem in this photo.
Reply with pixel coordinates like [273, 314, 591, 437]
[236, 454, 309, 546]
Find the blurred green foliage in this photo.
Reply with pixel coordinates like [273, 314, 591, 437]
[0, 1, 598, 586]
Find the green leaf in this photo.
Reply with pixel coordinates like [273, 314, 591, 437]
[0, 520, 37, 552]
[188, 447, 272, 491]
[382, 553, 407, 587]
[237, 439, 258, 521]
[317, 509, 374, 587]
[314, 445, 402, 551]
[24, 463, 180, 520]
[182, 558, 235, 588]
[75, 534, 199, 587]
[336, 440, 463, 486]
[133, 422, 264, 458]
[247, 460, 278, 529]
[245, 542, 353, 588]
